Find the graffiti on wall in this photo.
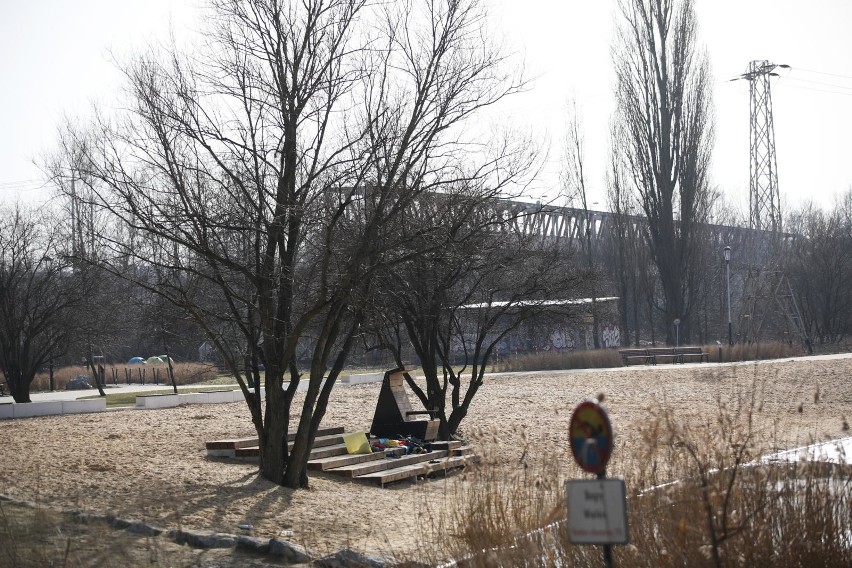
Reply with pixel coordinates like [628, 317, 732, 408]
[547, 328, 576, 351]
[601, 325, 620, 348]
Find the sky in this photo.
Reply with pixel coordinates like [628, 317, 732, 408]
[1, 0, 851, 215]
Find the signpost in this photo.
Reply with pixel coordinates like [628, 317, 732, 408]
[566, 400, 627, 568]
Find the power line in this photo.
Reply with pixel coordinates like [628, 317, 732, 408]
[0, 179, 54, 192]
[775, 82, 852, 98]
[791, 67, 852, 81]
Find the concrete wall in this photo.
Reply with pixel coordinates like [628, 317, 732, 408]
[62, 399, 107, 414]
[0, 399, 106, 420]
[135, 389, 259, 409]
[340, 373, 383, 385]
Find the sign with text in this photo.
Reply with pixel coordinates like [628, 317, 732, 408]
[565, 479, 628, 545]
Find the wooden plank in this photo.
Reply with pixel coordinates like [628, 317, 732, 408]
[309, 448, 405, 471]
[327, 450, 448, 478]
[233, 434, 346, 459]
[235, 446, 259, 458]
[421, 455, 469, 475]
[356, 463, 427, 486]
[205, 426, 343, 452]
[306, 433, 346, 449]
[308, 443, 349, 460]
[427, 440, 462, 451]
[206, 437, 258, 451]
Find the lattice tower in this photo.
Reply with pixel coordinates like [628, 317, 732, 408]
[743, 60, 786, 232]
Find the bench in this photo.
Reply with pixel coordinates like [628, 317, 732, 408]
[370, 368, 440, 442]
[619, 348, 655, 366]
[619, 346, 711, 366]
[676, 346, 710, 363]
[645, 347, 682, 364]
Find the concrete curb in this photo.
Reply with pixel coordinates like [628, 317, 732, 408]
[0, 398, 106, 420]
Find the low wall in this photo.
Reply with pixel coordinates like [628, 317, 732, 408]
[61, 399, 107, 415]
[340, 373, 383, 385]
[0, 398, 107, 420]
[135, 389, 258, 409]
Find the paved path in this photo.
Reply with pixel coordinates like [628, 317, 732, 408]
[21, 383, 239, 403]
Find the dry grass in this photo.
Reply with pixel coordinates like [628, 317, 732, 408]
[498, 341, 803, 372]
[420, 369, 852, 567]
[30, 363, 218, 392]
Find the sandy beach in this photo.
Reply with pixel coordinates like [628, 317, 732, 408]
[1, 356, 849, 561]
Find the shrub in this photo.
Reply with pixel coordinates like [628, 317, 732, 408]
[30, 362, 218, 391]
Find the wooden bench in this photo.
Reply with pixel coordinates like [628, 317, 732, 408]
[645, 347, 682, 364]
[370, 368, 440, 442]
[619, 346, 711, 366]
[677, 346, 710, 363]
[619, 348, 655, 365]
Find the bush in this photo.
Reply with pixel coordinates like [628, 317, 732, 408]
[30, 362, 218, 391]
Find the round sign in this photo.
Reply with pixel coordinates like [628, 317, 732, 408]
[569, 401, 613, 474]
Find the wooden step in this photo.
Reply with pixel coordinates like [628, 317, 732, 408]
[355, 463, 427, 487]
[309, 447, 408, 471]
[428, 440, 462, 451]
[206, 437, 259, 457]
[308, 443, 349, 460]
[421, 455, 471, 475]
[447, 445, 476, 457]
[327, 450, 448, 478]
[357, 455, 472, 487]
[207, 427, 345, 458]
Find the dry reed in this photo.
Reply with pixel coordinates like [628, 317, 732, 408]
[419, 369, 852, 567]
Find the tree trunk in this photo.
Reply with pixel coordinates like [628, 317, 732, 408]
[260, 375, 289, 486]
[87, 342, 106, 397]
[8, 372, 31, 403]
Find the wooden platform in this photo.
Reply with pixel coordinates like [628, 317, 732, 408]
[205, 428, 476, 487]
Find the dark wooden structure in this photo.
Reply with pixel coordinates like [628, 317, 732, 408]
[370, 368, 440, 442]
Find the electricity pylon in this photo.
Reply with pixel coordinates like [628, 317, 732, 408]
[731, 61, 810, 351]
[740, 60, 788, 232]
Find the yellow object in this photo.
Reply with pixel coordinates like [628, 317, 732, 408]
[342, 432, 372, 455]
[385, 439, 400, 448]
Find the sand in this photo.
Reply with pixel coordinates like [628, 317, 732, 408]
[1, 356, 850, 560]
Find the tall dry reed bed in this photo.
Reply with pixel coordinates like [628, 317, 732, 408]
[30, 363, 218, 391]
[498, 341, 804, 372]
[418, 370, 852, 567]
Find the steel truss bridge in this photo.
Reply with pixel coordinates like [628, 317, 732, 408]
[489, 198, 792, 263]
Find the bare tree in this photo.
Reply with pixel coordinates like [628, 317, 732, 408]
[370, 192, 578, 439]
[786, 197, 852, 344]
[67, 0, 524, 488]
[562, 102, 606, 347]
[611, 0, 714, 344]
[0, 205, 87, 402]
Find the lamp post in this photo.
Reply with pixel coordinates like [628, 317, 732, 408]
[724, 246, 732, 346]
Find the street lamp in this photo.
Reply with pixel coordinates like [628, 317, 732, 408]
[724, 245, 732, 346]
